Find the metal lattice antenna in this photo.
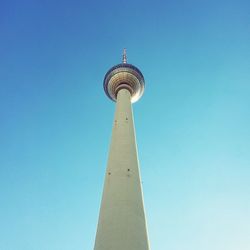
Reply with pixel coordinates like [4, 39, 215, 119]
[122, 48, 127, 63]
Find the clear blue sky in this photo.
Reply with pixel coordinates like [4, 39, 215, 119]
[0, 0, 249, 249]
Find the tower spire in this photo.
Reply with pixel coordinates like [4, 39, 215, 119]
[122, 48, 127, 63]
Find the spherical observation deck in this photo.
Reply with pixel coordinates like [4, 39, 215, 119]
[103, 60, 145, 103]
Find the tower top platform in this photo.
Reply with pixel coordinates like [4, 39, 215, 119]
[103, 51, 145, 103]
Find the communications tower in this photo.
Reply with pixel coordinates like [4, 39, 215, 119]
[94, 50, 150, 250]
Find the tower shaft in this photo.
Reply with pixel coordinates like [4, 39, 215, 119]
[94, 89, 150, 250]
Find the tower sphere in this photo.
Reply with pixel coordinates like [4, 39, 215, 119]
[103, 62, 145, 103]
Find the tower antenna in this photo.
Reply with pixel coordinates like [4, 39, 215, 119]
[122, 48, 127, 63]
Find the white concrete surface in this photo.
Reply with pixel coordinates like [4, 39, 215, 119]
[94, 88, 150, 250]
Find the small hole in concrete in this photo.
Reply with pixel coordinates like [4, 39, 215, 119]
[127, 169, 130, 171]
[108, 172, 111, 175]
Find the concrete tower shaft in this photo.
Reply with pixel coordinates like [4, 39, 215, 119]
[94, 89, 150, 250]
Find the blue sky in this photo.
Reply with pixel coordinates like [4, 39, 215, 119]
[0, 0, 250, 249]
